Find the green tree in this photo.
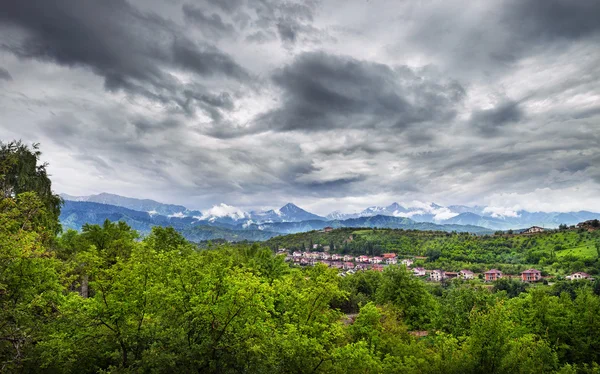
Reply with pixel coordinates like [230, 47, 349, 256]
[0, 192, 62, 371]
[0, 141, 62, 234]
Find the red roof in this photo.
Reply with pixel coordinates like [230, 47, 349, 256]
[383, 253, 397, 258]
[485, 269, 502, 274]
[521, 269, 541, 274]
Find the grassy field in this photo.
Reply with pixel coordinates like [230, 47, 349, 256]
[556, 245, 598, 259]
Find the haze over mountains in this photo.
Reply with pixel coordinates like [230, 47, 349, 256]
[59, 193, 600, 241]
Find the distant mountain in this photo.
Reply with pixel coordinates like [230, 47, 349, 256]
[61, 193, 200, 217]
[60, 193, 600, 232]
[203, 203, 326, 224]
[325, 203, 600, 230]
[60, 201, 276, 242]
[244, 215, 492, 235]
[59, 201, 492, 242]
[326, 210, 349, 220]
[441, 212, 513, 230]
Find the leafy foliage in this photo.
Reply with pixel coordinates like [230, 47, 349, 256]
[3, 142, 600, 373]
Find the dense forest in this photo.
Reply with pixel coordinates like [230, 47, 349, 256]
[2, 141, 600, 373]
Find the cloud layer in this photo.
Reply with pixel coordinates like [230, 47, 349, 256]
[1, 0, 599, 215]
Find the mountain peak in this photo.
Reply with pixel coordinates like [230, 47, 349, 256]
[280, 202, 301, 210]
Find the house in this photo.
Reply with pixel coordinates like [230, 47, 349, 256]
[343, 255, 354, 262]
[293, 251, 303, 258]
[371, 256, 383, 264]
[358, 255, 370, 263]
[383, 253, 397, 259]
[521, 269, 542, 282]
[566, 272, 588, 280]
[324, 226, 333, 233]
[459, 270, 474, 279]
[430, 269, 445, 281]
[300, 258, 310, 265]
[445, 271, 458, 279]
[386, 257, 398, 265]
[331, 254, 341, 261]
[412, 267, 426, 277]
[372, 264, 384, 272]
[523, 226, 545, 234]
[313, 244, 318, 249]
[321, 252, 331, 260]
[355, 264, 366, 271]
[331, 261, 344, 269]
[484, 269, 503, 282]
[576, 220, 600, 231]
[344, 262, 355, 270]
[401, 259, 414, 267]
[567, 272, 590, 280]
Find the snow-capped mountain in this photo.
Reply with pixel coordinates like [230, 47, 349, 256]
[200, 203, 326, 224]
[61, 193, 600, 231]
[326, 210, 355, 220]
[325, 202, 600, 230]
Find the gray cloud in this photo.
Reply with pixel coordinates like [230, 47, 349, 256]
[469, 101, 524, 136]
[0, 0, 250, 116]
[182, 4, 236, 39]
[0, 67, 11, 81]
[0, 0, 599, 214]
[504, 0, 600, 43]
[257, 52, 465, 133]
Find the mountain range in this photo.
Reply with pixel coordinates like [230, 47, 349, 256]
[59, 193, 600, 241]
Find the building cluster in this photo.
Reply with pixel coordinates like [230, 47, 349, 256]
[276, 250, 594, 282]
[279, 250, 414, 272]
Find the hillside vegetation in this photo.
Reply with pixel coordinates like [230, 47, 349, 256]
[265, 227, 600, 276]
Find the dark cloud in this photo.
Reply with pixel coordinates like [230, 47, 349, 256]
[182, 4, 236, 39]
[257, 52, 465, 133]
[1, 0, 599, 213]
[277, 22, 297, 44]
[404, 0, 600, 78]
[300, 175, 368, 190]
[0, 67, 12, 81]
[470, 101, 524, 136]
[171, 39, 250, 82]
[504, 0, 600, 43]
[0, 0, 250, 113]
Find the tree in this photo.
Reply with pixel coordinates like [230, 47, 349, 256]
[375, 266, 435, 328]
[0, 192, 62, 371]
[0, 141, 62, 235]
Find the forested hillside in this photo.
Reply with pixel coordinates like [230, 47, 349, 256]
[265, 227, 600, 276]
[3, 141, 600, 373]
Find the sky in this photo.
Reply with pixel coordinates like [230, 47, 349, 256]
[0, 0, 599, 216]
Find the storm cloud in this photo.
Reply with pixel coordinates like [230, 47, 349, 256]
[0, 0, 599, 215]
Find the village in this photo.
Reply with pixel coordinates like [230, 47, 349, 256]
[277, 249, 594, 283]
